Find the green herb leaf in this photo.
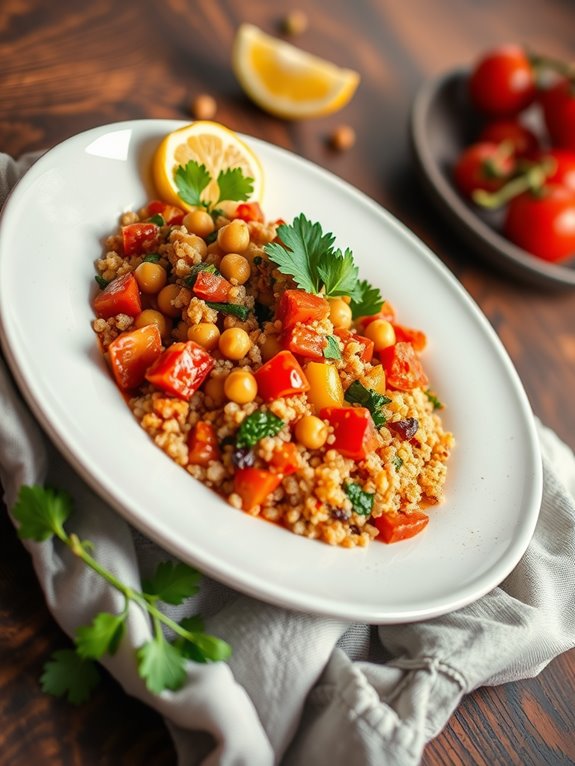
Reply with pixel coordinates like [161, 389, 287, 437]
[344, 482, 375, 517]
[142, 253, 161, 263]
[95, 275, 109, 289]
[137, 635, 187, 694]
[392, 455, 404, 471]
[12, 485, 72, 542]
[323, 335, 342, 360]
[236, 410, 285, 449]
[205, 301, 250, 321]
[184, 262, 219, 287]
[216, 167, 254, 204]
[350, 279, 384, 319]
[75, 611, 126, 659]
[317, 247, 359, 298]
[205, 230, 218, 244]
[175, 160, 211, 207]
[175, 616, 233, 663]
[143, 561, 201, 605]
[425, 389, 444, 410]
[41, 649, 101, 705]
[344, 380, 391, 428]
[148, 214, 165, 226]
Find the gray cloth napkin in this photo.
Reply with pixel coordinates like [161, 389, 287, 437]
[1, 151, 575, 766]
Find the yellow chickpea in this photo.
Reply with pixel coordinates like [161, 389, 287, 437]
[295, 415, 328, 450]
[187, 233, 208, 259]
[134, 309, 171, 340]
[183, 209, 215, 238]
[187, 322, 220, 351]
[219, 253, 251, 285]
[218, 327, 251, 360]
[134, 262, 167, 294]
[364, 319, 396, 351]
[157, 284, 185, 318]
[203, 374, 227, 407]
[217, 219, 250, 253]
[260, 333, 282, 362]
[224, 369, 258, 404]
[328, 297, 352, 330]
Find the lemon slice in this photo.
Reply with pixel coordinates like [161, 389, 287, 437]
[152, 121, 264, 211]
[232, 23, 360, 120]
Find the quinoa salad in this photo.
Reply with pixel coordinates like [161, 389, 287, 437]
[91, 193, 454, 548]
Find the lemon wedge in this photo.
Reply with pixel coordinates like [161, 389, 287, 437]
[232, 23, 360, 119]
[152, 121, 264, 211]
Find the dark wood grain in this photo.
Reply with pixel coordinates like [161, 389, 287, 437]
[1, 1, 574, 764]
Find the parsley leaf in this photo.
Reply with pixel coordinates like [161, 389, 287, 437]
[205, 301, 250, 321]
[142, 253, 161, 263]
[216, 167, 254, 204]
[350, 279, 384, 319]
[392, 455, 404, 471]
[143, 561, 201, 605]
[137, 635, 187, 694]
[425, 389, 444, 410]
[344, 380, 391, 428]
[12, 485, 72, 541]
[148, 213, 165, 226]
[344, 482, 375, 516]
[94, 275, 109, 289]
[184, 262, 219, 287]
[317, 247, 359, 297]
[323, 335, 342, 360]
[75, 612, 126, 659]
[175, 161, 211, 207]
[236, 410, 285, 449]
[41, 650, 101, 705]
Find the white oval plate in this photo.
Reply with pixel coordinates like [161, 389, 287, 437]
[0, 120, 542, 623]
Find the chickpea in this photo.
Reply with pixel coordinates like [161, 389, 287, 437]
[364, 319, 396, 351]
[187, 322, 220, 351]
[134, 309, 171, 340]
[295, 415, 328, 450]
[219, 253, 251, 285]
[134, 262, 167, 294]
[191, 93, 217, 121]
[224, 368, 258, 404]
[329, 124, 356, 152]
[157, 284, 185, 318]
[183, 209, 215, 239]
[187, 233, 208, 259]
[217, 219, 250, 253]
[204, 374, 227, 407]
[260, 333, 282, 362]
[328, 297, 352, 330]
[218, 327, 251, 360]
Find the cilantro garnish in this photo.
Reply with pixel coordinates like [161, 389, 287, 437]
[12, 485, 231, 703]
[235, 410, 285, 449]
[392, 455, 404, 471]
[344, 380, 391, 428]
[205, 301, 250, 321]
[174, 160, 254, 211]
[344, 482, 375, 516]
[323, 335, 342, 360]
[142, 252, 161, 263]
[148, 213, 165, 226]
[94, 275, 109, 290]
[425, 389, 444, 410]
[184, 262, 219, 287]
[350, 279, 384, 320]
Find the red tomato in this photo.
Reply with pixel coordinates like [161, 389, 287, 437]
[144, 200, 185, 225]
[391, 323, 427, 353]
[277, 290, 330, 331]
[254, 350, 309, 401]
[93, 272, 142, 318]
[334, 328, 374, 363]
[469, 45, 536, 116]
[380, 342, 429, 391]
[188, 421, 220, 466]
[453, 142, 516, 199]
[540, 148, 575, 192]
[503, 184, 575, 263]
[121, 222, 160, 256]
[478, 119, 540, 159]
[374, 511, 429, 544]
[107, 324, 162, 390]
[540, 78, 575, 151]
[234, 202, 264, 223]
[281, 325, 327, 360]
[145, 341, 214, 399]
[192, 271, 232, 302]
[319, 407, 379, 461]
[234, 468, 282, 511]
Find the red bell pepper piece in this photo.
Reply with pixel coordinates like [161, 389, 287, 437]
[107, 324, 162, 391]
[188, 421, 220, 466]
[254, 350, 309, 401]
[374, 510, 429, 543]
[319, 406, 379, 460]
[269, 441, 300, 475]
[391, 323, 427, 353]
[192, 271, 232, 302]
[380, 341, 428, 391]
[277, 290, 330, 331]
[145, 341, 214, 399]
[122, 222, 160, 256]
[234, 202, 264, 223]
[282, 325, 327, 360]
[234, 467, 282, 511]
[145, 199, 185, 225]
[93, 272, 142, 319]
[334, 328, 374, 363]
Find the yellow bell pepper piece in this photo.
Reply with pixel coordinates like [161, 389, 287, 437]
[304, 361, 344, 412]
[360, 364, 387, 395]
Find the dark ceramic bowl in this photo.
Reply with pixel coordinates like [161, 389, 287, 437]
[410, 70, 575, 289]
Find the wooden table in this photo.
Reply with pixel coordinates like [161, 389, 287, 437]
[1, 1, 574, 763]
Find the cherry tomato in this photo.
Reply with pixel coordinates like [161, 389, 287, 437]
[504, 184, 575, 263]
[469, 45, 536, 116]
[122, 222, 160, 256]
[539, 148, 575, 192]
[478, 119, 540, 159]
[453, 142, 516, 199]
[540, 78, 575, 151]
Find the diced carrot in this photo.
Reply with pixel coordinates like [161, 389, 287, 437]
[269, 442, 300, 475]
[107, 324, 162, 390]
[374, 511, 429, 543]
[188, 421, 220, 466]
[93, 272, 142, 319]
[234, 468, 282, 511]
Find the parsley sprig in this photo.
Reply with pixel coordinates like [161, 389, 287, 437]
[175, 160, 254, 212]
[235, 410, 285, 449]
[344, 380, 391, 428]
[12, 485, 231, 704]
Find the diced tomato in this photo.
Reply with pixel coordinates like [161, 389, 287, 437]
[234, 468, 282, 511]
[188, 421, 220, 466]
[93, 272, 142, 319]
[193, 271, 232, 302]
[269, 441, 300, 475]
[319, 406, 379, 460]
[122, 222, 160, 256]
[107, 324, 162, 390]
[277, 290, 330, 331]
[391, 323, 427, 352]
[380, 341, 428, 391]
[358, 301, 396, 328]
[374, 511, 429, 543]
[282, 325, 327, 360]
[144, 199, 185, 225]
[334, 328, 374, 363]
[234, 202, 264, 223]
[145, 341, 214, 399]
[254, 350, 310, 401]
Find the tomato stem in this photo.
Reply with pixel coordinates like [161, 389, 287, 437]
[473, 158, 556, 209]
[528, 50, 575, 84]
